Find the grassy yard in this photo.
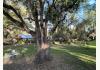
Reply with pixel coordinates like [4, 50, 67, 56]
[51, 40, 96, 70]
[4, 44, 37, 57]
[3, 40, 96, 70]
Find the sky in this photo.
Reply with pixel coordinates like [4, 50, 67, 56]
[77, 0, 96, 23]
[88, 0, 96, 5]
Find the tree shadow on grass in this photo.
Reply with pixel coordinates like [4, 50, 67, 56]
[62, 45, 96, 57]
[3, 44, 96, 70]
[3, 54, 77, 70]
[3, 50, 96, 70]
[4, 63, 32, 70]
[86, 41, 96, 46]
[51, 47, 96, 70]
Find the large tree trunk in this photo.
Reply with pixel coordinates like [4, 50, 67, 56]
[33, 2, 52, 64]
[34, 42, 51, 64]
[34, 22, 52, 64]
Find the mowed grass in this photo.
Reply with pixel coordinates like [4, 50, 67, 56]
[3, 40, 96, 70]
[3, 44, 37, 57]
[51, 40, 96, 70]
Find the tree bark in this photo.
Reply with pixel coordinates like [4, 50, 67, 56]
[33, 3, 52, 64]
[34, 22, 52, 64]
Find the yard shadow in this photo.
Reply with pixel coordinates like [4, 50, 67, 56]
[86, 40, 96, 46]
[62, 45, 96, 57]
[4, 63, 33, 70]
[51, 48, 96, 70]
[3, 43, 96, 70]
[3, 47, 96, 70]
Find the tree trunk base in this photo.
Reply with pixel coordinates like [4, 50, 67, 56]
[34, 48, 52, 64]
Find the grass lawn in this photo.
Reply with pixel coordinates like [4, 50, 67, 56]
[3, 44, 37, 57]
[51, 40, 96, 70]
[3, 40, 96, 70]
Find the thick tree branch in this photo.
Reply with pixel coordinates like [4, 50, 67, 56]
[3, 3, 25, 25]
[51, 13, 67, 33]
[4, 9, 35, 36]
[3, 10, 24, 27]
